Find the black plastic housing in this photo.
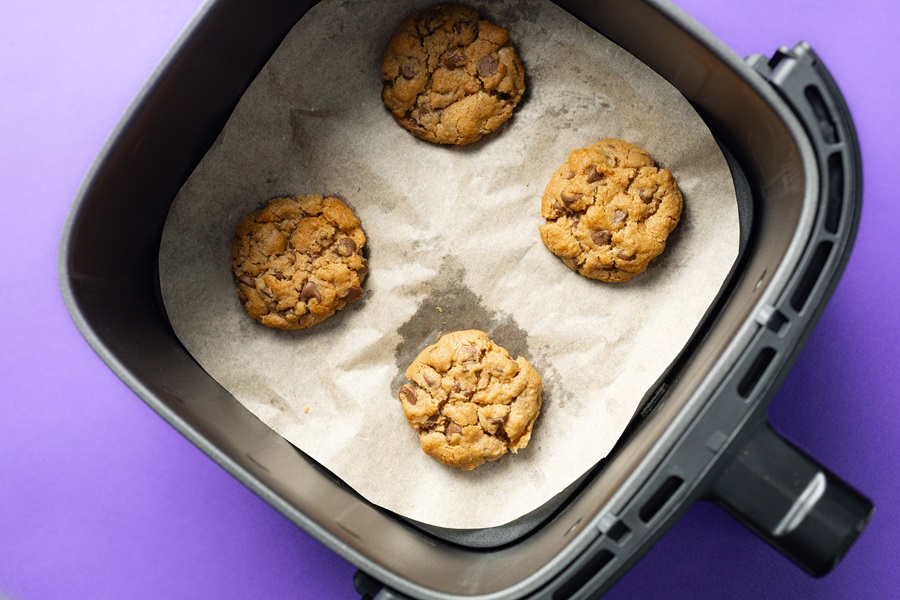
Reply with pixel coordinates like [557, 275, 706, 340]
[59, 1, 872, 598]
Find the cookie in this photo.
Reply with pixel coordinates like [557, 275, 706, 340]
[231, 195, 368, 330]
[538, 138, 683, 283]
[398, 330, 542, 471]
[381, 3, 526, 146]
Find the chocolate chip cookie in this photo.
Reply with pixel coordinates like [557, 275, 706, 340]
[381, 3, 526, 146]
[539, 138, 683, 283]
[398, 330, 542, 471]
[231, 195, 368, 330]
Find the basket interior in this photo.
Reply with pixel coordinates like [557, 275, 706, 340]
[61, 0, 809, 597]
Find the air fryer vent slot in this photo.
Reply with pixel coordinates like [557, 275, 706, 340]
[805, 84, 839, 144]
[825, 152, 844, 233]
[791, 241, 833, 312]
[738, 347, 776, 398]
[639, 476, 684, 523]
[552, 549, 615, 600]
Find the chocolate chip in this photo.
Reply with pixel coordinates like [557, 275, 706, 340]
[614, 209, 627, 223]
[272, 270, 285, 280]
[444, 50, 466, 69]
[591, 230, 612, 246]
[238, 274, 255, 286]
[451, 383, 461, 394]
[418, 101, 433, 116]
[639, 188, 653, 204]
[336, 237, 357, 257]
[424, 373, 438, 387]
[345, 286, 364, 303]
[551, 201, 565, 212]
[561, 191, 583, 206]
[401, 65, 416, 80]
[399, 385, 417, 406]
[477, 55, 499, 78]
[586, 165, 603, 183]
[237, 290, 249, 303]
[357, 258, 369, 282]
[422, 11, 440, 32]
[299, 281, 321, 302]
[446, 422, 463, 438]
[405, 116, 425, 131]
[489, 416, 505, 425]
[564, 171, 576, 180]
[617, 251, 636, 261]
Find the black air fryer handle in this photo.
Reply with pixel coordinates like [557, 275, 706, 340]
[708, 43, 873, 576]
[710, 425, 872, 576]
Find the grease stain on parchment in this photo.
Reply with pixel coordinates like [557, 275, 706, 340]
[392, 256, 569, 410]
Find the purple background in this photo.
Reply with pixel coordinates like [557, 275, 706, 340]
[1, 1, 897, 598]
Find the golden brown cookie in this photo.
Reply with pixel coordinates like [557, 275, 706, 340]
[538, 138, 683, 282]
[231, 195, 368, 330]
[398, 330, 542, 471]
[381, 3, 526, 145]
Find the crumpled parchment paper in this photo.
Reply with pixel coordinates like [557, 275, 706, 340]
[158, 0, 739, 528]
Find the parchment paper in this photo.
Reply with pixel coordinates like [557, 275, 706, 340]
[159, 0, 739, 529]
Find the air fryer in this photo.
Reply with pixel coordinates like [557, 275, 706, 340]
[59, 1, 873, 598]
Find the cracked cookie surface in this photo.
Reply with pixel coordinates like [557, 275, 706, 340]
[398, 330, 542, 471]
[231, 195, 367, 330]
[539, 138, 683, 283]
[381, 3, 526, 146]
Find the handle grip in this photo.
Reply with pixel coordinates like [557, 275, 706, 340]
[710, 424, 873, 576]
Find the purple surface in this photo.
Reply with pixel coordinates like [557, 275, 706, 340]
[0, 1, 897, 598]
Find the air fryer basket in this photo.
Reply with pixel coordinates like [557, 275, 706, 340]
[59, 0, 872, 598]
